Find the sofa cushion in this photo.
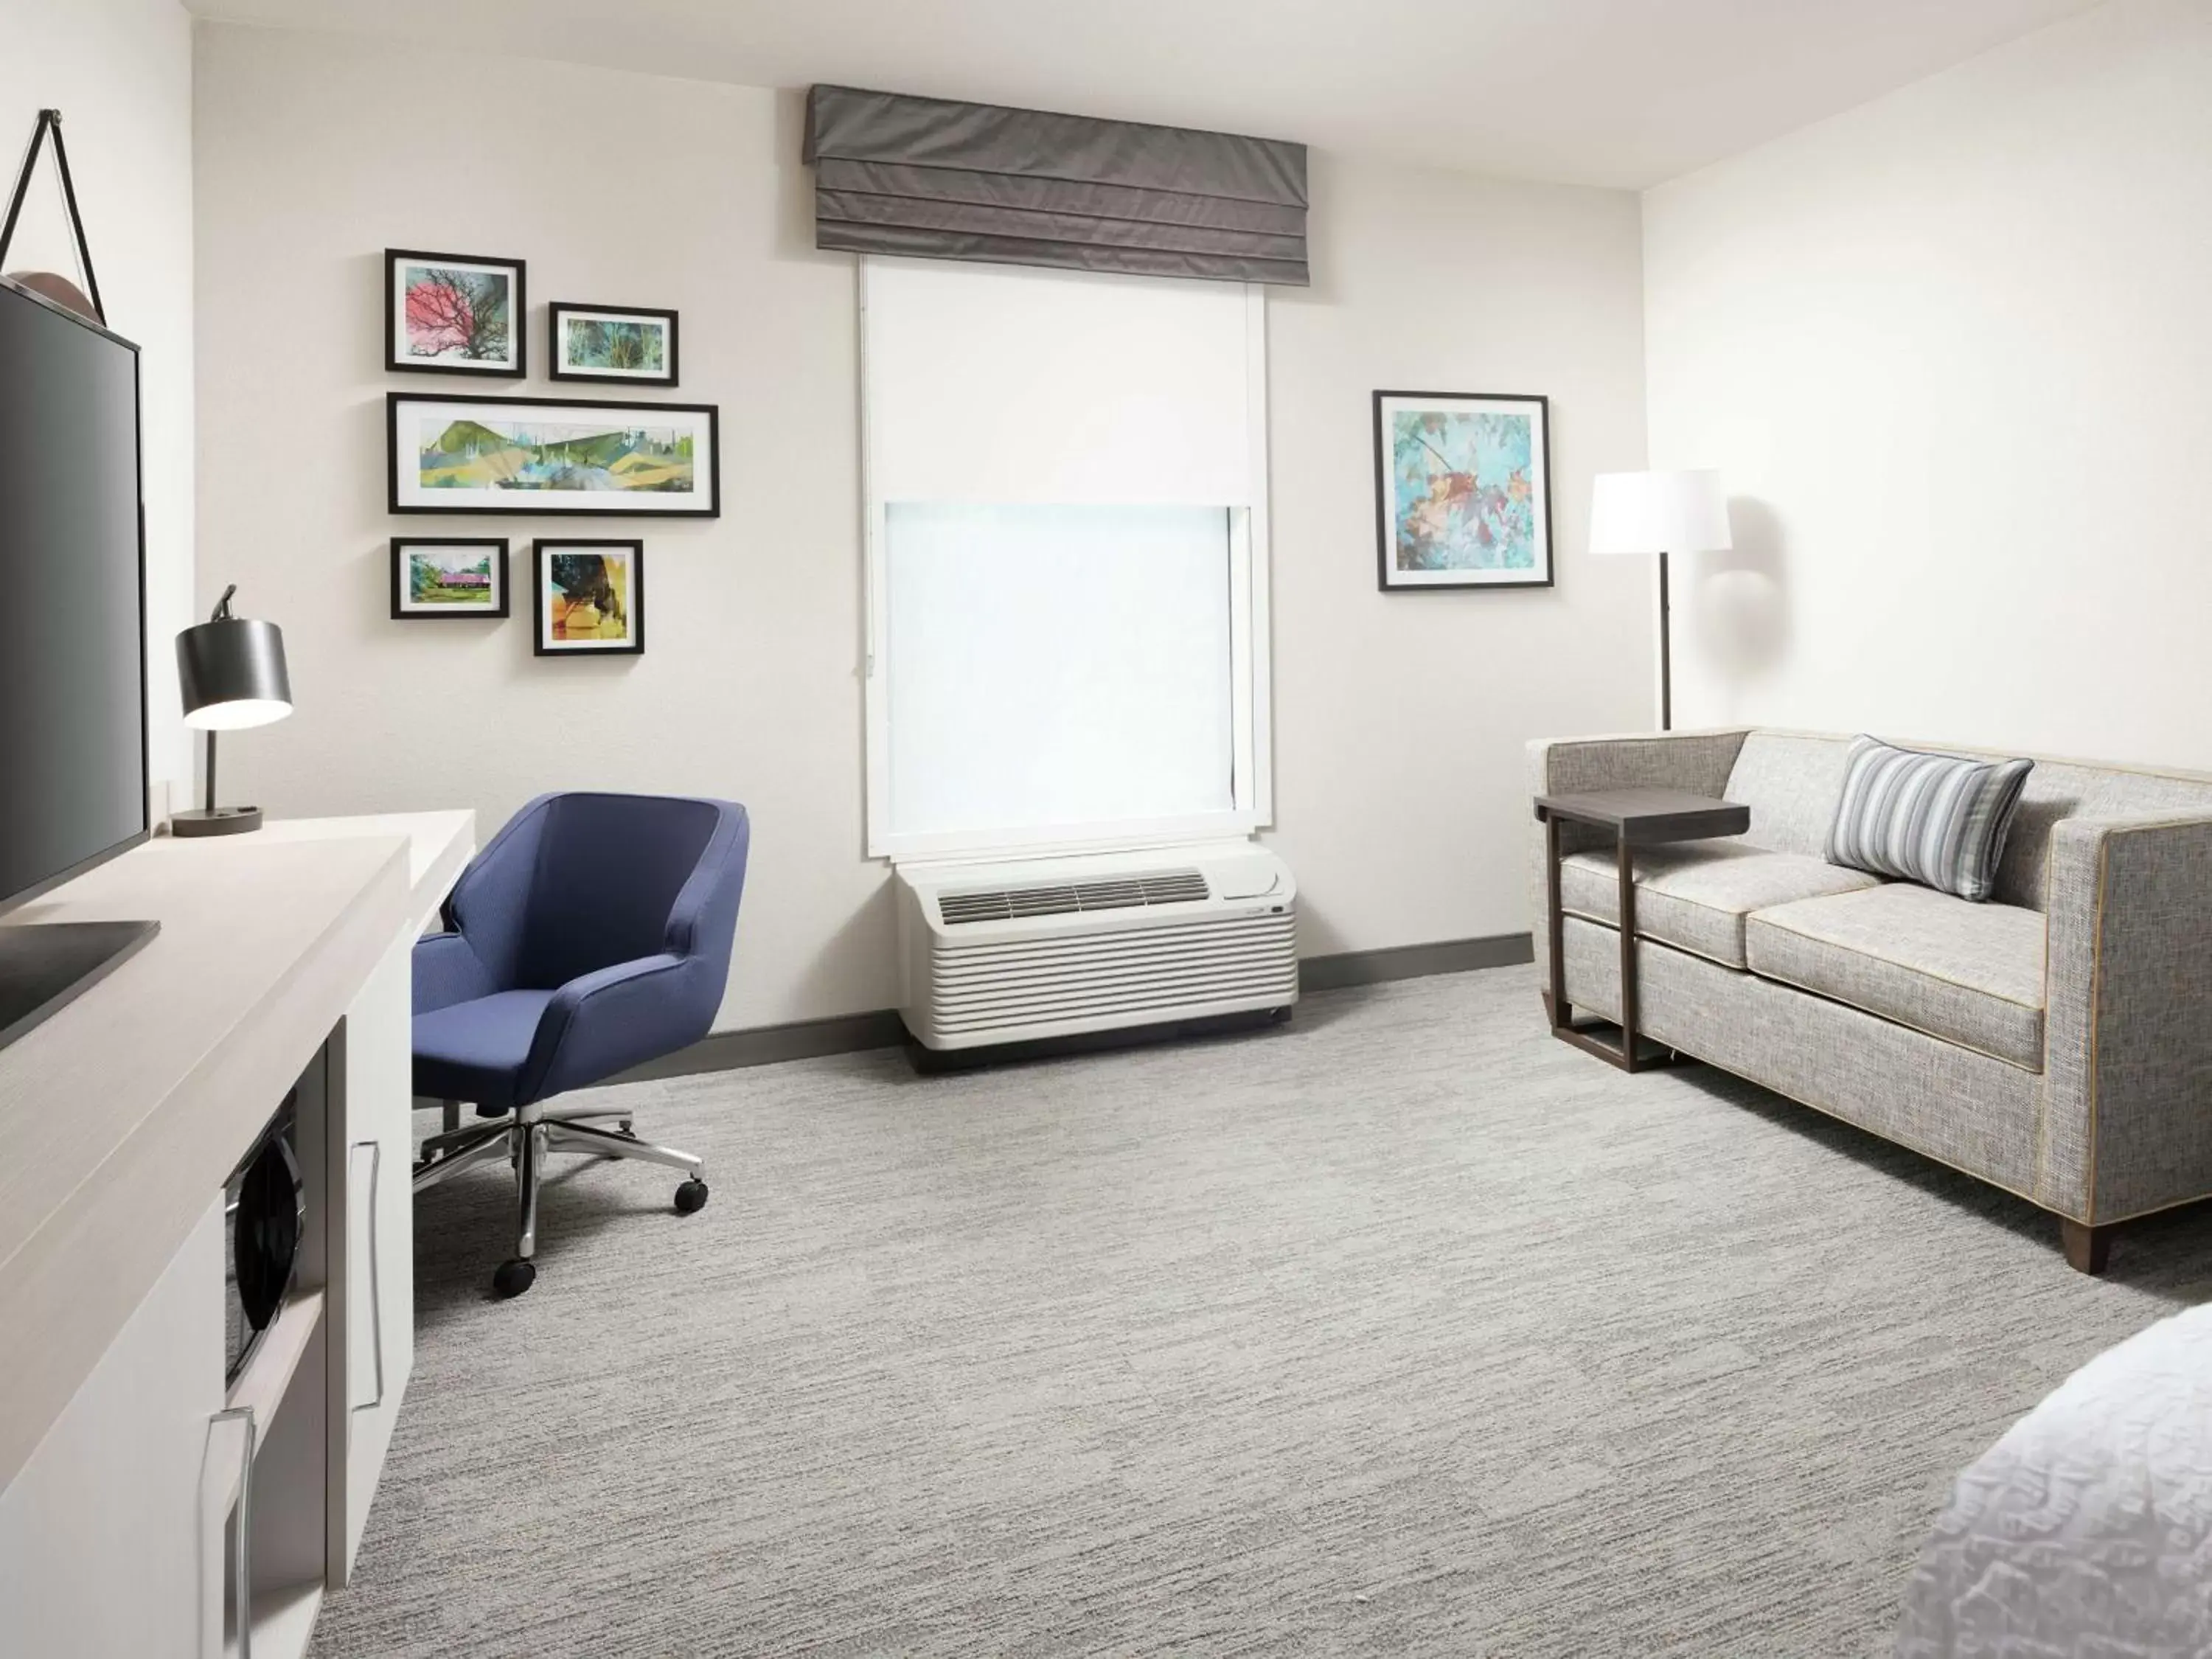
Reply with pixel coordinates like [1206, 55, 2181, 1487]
[1745, 884, 2045, 1070]
[1696, 729, 2212, 910]
[1722, 731, 1856, 858]
[1825, 735, 2034, 902]
[1559, 839, 1882, 969]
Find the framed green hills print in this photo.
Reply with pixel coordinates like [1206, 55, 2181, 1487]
[386, 393, 720, 518]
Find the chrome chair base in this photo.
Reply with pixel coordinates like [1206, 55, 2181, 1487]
[412, 1099, 708, 1296]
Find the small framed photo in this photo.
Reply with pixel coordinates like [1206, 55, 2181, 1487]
[386, 248, 526, 377]
[391, 538, 509, 619]
[1373, 389, 1553, 591]
[534, 539, 643, 656]
[549, 302, 678, 386]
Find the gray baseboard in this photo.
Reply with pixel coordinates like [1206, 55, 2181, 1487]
[1296, 931, 1533, 992]
[611, 1009, 909, 1082]
[623, 931, 1534, 1079]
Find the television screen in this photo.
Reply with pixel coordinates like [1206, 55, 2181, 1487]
[0, 279, 148, 911]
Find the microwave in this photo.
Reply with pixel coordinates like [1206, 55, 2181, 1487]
[224, 1091, 305, 1385]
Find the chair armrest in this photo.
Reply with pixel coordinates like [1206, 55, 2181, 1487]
[1526, 728, 1753, 987]
[518, 953, 716, 1104]
[2039, 813, 2212, 1222]
[412, 931, 496, 1015]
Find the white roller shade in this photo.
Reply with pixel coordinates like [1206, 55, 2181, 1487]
[885, 504, 1234, 839]
[863, 257, 1260, 507]
[860, 256, 1270, 859]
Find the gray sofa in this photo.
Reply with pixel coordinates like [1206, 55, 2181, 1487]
[1527, 727, 2212, 1273]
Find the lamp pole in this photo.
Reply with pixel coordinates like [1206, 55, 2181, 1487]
[1588, 470, 1728, 735]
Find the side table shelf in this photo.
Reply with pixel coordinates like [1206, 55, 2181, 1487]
[1534, 787, 1750, 1073]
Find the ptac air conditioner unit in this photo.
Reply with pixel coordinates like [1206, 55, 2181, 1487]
[895, 842, 1298, 1053]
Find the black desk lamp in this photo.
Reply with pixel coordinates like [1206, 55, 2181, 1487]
[174, 585, 292, 837]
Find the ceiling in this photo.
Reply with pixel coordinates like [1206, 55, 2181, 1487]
[185, 0, 2103, 189]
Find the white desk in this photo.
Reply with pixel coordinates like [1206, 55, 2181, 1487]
[0, 812, 471, 1659]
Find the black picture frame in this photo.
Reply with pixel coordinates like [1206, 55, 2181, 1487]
[389, 537, 509, 619]
[533, 539, 644, 657]
[547, 301, 679, 387]
[384, 248, 526, 378]
[386, 392, 720, 518]
[1372, 389, 1554, 592]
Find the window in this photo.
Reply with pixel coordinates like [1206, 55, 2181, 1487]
[860, 257, 1270, 860]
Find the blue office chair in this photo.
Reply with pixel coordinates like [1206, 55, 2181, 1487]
[408, 792, 750, 1296]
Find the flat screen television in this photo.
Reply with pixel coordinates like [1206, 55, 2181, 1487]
[0, 274, 156, 1047]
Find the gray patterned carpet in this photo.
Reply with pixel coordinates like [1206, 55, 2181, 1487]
[309, 967, 2212, 1658]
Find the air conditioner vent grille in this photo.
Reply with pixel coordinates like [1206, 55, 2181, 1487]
[924, 911, 1298, 1035]
[937, 868, 1209, 926]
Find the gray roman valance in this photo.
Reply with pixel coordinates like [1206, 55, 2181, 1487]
[803, 85, 1309, 286]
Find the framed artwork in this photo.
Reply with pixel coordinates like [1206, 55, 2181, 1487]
[385, 248, 526, 377]
[390, 537, 509, 619]
[387, 393, 720, 517]
[549, 302, 678, 386]
[1372, 390, 1552, 591]
[534, 539, 643, 656]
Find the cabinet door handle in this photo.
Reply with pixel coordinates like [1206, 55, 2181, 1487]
[208, 1404, 256, 1659]
[350, 1139, 385, 1413]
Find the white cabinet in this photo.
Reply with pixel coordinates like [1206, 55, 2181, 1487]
[0, 1200, 226, 1659]
[0, 810, 473, 1659]
[336, 925, 417, 1582]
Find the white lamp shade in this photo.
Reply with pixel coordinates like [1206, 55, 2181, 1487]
[184, 697, 292, 732]
[1588, 470, 1733, 555]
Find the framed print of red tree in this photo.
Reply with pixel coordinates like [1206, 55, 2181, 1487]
[385, 248, 526, 378]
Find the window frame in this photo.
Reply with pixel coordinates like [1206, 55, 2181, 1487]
[857, 257, 1273, 863]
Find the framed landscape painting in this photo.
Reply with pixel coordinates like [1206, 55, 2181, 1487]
[549, 302, 678, 386]
[386, 248, 525, 377]
[534, 540, 643, 656]
[1373, 390, 1552, 591]
[391, 537, 509, 619]
[387, 393, 720, 517]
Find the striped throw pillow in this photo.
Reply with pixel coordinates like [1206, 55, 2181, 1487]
[1825, 737, 2034, 902]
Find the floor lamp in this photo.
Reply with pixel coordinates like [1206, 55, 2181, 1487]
[1588, 470, 1732, 731]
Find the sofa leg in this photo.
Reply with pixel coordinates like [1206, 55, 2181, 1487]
[2060, 1218, 2115, 1275]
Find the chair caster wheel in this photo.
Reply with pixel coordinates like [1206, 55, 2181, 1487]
[674, 1178, 709, 1214]
[493, 1259, 537, 1298]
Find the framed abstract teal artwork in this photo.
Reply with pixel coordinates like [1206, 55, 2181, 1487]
[1372, 390, 1552, 591]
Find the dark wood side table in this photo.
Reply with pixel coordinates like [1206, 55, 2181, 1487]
[1534, 788, 1750, 1073]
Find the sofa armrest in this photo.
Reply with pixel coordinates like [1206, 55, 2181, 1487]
[1526, 727, 1753, 802]
[1525, 728, 1753, 988]
[2039, 813, 2212, 1222]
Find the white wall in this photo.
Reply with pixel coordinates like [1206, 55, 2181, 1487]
[1644, 0, 2212, 766]
[4, 0, 195, 802]
[1267, 155, 1650, 954]
[194, 26, 875, 1032]
[193, 22, 1652, 1028]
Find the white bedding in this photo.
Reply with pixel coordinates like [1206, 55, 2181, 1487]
[1896, 1301, 2212, 1657]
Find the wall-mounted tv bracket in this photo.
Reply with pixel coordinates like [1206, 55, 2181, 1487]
[1, 109, 105, 325]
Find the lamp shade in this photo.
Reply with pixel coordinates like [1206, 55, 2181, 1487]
[1588, 470, 1733, 556]
[176, 610, 291, 732]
